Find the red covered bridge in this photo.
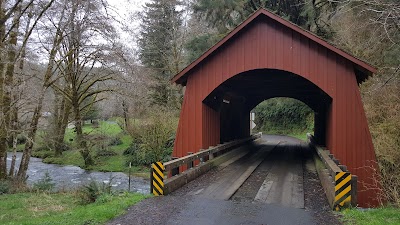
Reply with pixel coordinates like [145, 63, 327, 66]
[171, 9, 380, 207]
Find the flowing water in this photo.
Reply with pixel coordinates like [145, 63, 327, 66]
[6, 153, 149, 194]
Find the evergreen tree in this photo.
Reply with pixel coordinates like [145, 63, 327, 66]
[192, 0, 309, 34]
[186, 0, 337, 61]
[137, 0, 184, 107]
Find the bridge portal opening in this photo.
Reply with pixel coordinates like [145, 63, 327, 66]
[251, 97, 314, 140]
[203, 69, 332, 146]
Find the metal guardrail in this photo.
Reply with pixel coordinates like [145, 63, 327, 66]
[151, 132, 262, 195]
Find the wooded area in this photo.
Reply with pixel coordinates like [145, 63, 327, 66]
[0, 0, 399, 207]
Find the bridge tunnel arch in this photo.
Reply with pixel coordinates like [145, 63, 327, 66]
[203, 69, 332, 145]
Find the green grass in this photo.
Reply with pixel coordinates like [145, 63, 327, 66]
[38, 122, 126, 170]
[0, 192, 148, 225]
[43, 133, 132, 171]
[65, 121, 123, 144]
[34, 121, 149, 176]
[341, 207, 400, 225]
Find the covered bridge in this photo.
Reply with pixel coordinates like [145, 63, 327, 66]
[171, 9, 380, 207]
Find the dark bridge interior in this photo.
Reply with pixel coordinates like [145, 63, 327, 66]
[203, 69, 332, 145]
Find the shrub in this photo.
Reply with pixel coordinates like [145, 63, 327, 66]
[95, 149, 117, 157]
[79, 181, 101, 204]
[33, 146, 50, 152]
[78, 179, 113, 204]
[57, 142, 71, 152]
[123, 142, 140, 155]
[362, 83, 400, 206]
[125, 110, 178, 166]
[32, 172, 55, 192]
[43, 157, 64, 164]
[16, 134, 27, 145]
[32, 149, 53, 159]
[108, 136, 122, 146]
[0, 180, 10, 194]
[92, 120, 100, 128]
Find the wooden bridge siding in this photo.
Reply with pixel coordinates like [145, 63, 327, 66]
[172, 17, 379, 206]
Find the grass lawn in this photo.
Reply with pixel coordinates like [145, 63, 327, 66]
[341, 207, 400, 225]
[0, 192, 148, 225]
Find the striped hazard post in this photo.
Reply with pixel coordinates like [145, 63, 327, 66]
[334, 172, 351, 210]
[151, 162, 164, 196]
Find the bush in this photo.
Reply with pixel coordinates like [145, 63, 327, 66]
[32, 149, 53, 159]
[78, 180, 113, 205]
[79, 181, 101, 204]
[95, 149, 117, 157]
[16, 134, 27, 145]
[125, 110, 178, 166]
[33, 146, 50, 152]
[108, 136, 122, 146]
[92, 120, 100, 128]
[362, 83, 400, 206]
[32, 172, 55, 192]
[0, 180, 10, 194]
[123, 143, 140, 155]
[42, 157, 64, 164]
[57, 142, 71, 152]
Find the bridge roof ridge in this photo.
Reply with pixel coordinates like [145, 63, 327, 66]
[171, 8, 376, 85]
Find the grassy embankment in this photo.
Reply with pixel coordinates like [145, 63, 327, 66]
[341, 207, 400, 225]
[0, 192, 147, 225]
[32, 120, 149, 176]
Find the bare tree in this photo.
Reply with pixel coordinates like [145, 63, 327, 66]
[47, 0, 117, 167]
[0, 0, 55, 180]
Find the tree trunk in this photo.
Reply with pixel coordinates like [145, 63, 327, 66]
[0, 144, 6, 179]
[17, 11, 64, 174]
[8, 136, 17, 176]
[0, 0, 6, 179]
[0, 5, 20, 179]
[54, 94, 71, 157]
[17, 85, 46, 179]
[74, 103, 93, 166]
[122, 100, 128, 129]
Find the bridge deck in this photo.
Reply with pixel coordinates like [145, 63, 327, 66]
[108, 135, 341, 225]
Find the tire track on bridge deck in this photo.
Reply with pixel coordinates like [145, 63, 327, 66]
[190, 140, 280, 200]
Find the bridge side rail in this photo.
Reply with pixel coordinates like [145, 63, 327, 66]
[307, 134, 357, 210]
[158, 132, 262, 194]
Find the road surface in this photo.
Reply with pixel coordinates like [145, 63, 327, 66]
[108, 135, 342, 225]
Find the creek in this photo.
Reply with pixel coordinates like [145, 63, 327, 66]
[6, 153, 149, 194]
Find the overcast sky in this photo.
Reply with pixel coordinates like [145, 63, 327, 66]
[106, 0, 150, 48]
[107, 0, 148, 21]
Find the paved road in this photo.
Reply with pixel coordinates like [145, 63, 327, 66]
[108, 135, 341, 225]
[167, 135, 314, 225]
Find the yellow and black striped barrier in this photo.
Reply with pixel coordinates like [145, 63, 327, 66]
[151, 162, 164, 196]
[334, 172, 351, 210]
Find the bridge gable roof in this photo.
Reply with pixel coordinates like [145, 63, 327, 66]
[171, 8, 376, 85]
